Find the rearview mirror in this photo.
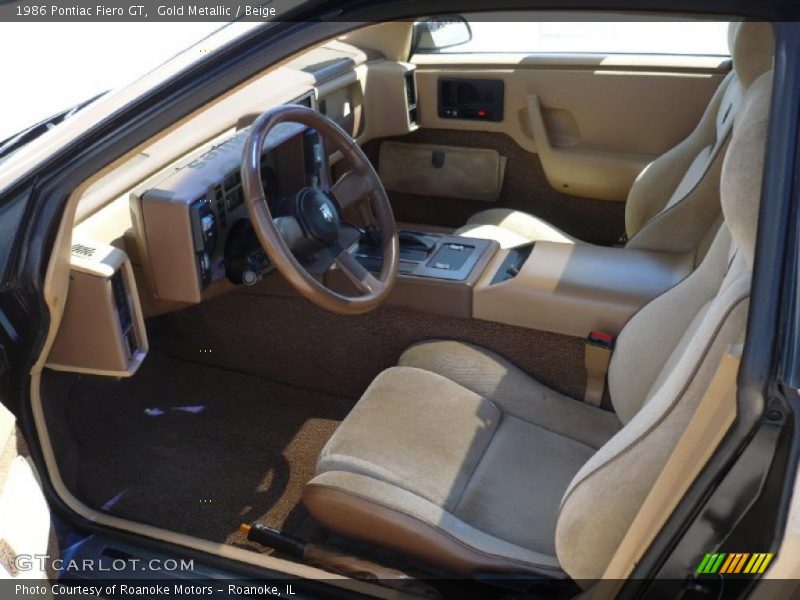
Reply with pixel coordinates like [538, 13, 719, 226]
[413, 16, 472, 53]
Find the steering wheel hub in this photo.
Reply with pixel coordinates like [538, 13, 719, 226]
[296, 187, 341, 244]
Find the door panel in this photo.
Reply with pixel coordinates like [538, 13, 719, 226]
[411, 53, 729, 202]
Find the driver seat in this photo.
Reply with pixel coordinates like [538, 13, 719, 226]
[302, 70, 772, 581]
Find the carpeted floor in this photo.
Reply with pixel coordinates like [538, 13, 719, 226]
[64, 352, 353, 548]
[156, 294, 588, 402]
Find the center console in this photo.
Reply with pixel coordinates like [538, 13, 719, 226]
[325, 230, 499, 318]
[329, 231, 693, 336]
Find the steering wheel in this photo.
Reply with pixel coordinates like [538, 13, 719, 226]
[240, 105, 399, 315]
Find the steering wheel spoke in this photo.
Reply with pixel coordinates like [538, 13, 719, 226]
[330, 168, 371, 212]
[303, 223, 363, 275]
[274, 215, 304, 250]
[334, 249, 381, 295]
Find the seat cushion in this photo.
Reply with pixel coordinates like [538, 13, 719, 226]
[306, 347, 621, 575]
[316, 366, 501, 510]
[452, 414, 594, 554]
[454, 208, 577, 248]
[399, 340, 621, 449]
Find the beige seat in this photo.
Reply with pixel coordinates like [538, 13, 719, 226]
[303, 69, 773, 581]
[455, 22, 773, 255]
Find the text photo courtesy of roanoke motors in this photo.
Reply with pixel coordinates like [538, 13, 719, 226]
[1, 2, 799, 600]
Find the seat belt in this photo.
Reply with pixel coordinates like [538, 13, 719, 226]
[584, 331, 614, 406]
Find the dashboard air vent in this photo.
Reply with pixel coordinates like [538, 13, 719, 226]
[405, 71, 418, 126]
[111, 270, 133, 333]
[111, 269, 136, 360]
[293, 92, 315, 110]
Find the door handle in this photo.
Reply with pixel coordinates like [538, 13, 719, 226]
[526, 94, 554, 154]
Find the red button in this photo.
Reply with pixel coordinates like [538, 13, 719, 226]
[589, 331, 614, 344]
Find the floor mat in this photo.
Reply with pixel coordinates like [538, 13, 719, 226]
[65, 352, 353, 548]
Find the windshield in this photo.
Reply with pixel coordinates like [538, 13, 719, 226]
[0, 22, 226, 141]
[416, 17, 730, 56]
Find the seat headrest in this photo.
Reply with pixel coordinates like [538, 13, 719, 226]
[728, 21, 775, 89]
[720, 71, 772, 267]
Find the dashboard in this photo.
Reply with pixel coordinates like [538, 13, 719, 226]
[130, 118, 327, 304]
[54, 30, 420, 377]
[71, 36, 418, 319]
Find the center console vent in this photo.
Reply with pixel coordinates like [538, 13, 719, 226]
[405, 71, 418, 126]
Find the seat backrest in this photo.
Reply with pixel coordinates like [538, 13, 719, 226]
[623, 22, 773, 257]
[555, 66, 774, 580]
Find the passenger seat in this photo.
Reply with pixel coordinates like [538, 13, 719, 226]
[455, 22, 773, 256]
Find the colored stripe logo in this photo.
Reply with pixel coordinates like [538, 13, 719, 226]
[696, 552, 774, 575]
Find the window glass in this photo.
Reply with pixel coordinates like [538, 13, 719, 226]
[425, 17, 730, 56]
[0, 22, 232, 141]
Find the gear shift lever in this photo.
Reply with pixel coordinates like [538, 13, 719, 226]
[398, 231, 437, 254]
[360, 228, 436, 256]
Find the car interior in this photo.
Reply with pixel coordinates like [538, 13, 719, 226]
[30, 14, 776, 596]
